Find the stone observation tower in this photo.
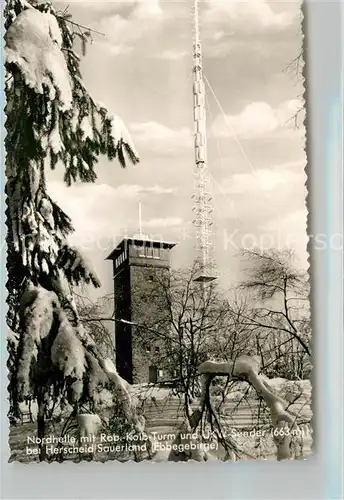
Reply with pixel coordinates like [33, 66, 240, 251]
[106, 237, 176, 384]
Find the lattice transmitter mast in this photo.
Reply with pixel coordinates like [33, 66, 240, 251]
[192, 0, 217, 283]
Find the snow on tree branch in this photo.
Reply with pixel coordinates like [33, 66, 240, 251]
[4, 0, 140, 315]
[57, 244, 101, 289]
[5, 9, 73, 111]
[5, 0, 143, 455]
[16, 283, 58, 398]
[12, 281, 143, 433]
[195, 355, 297, 460]
[5, 0, 140, 187]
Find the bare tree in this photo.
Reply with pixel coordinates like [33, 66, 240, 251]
[74, 293, 115, 360]
[77, 257, 311, 461]
[283, 9, 305, 128]
[130, 264, 235, 423]
[237, 248, 311, 379]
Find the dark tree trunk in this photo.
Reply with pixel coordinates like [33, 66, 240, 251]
[37, 393, 46, 462]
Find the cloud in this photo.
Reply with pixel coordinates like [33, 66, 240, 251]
[130, 121, 193, 152]
[201, 0, 301, 58]
[221, 167, 303, 195]
[212, 159, 307, 237]
[92, 0, 165, 55]
[144, 217, 184, 228]
[260, 208, 309, 265]
[95, 16, 151, 55]
[220, 160, 306, 196]
[63, 0, 163, 17]
[262, 208, 307, 233]
[49, 182, 175, 204]
[47, 180, 180, 250]
[213, 166, 308, 270]
[153, 49, 187, 60]
[212, 31, 227, 41]
[203, 0, 295, 31]
[132, 0, 164, 20]
[140, 185, 176, 195]
[47, 183, 119, 248]
[212, 99, 304, 139]
[94, 40, 133, 56]
[56, 2, 121, 14]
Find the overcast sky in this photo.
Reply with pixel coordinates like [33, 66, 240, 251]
[49, 0, 307, 297]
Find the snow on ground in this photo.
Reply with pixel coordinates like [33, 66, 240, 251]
[130, 383, 179, 402]
[19, 378, 312, 412]
[13, 377, 312, 462]
[133, 378, 312, 402]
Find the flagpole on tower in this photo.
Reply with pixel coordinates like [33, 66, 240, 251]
[138, 201, 143, 238]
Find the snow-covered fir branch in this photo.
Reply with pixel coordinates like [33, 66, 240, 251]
[4, 0, 142, 451]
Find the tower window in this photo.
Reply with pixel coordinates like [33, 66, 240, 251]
[115, 252, 126, 268]
[137, 244, 160, 259]
[154, 346, 160, 353]
[158, 369, 164, 378]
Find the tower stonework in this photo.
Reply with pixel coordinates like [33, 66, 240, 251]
[106, 237, 176, 384]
